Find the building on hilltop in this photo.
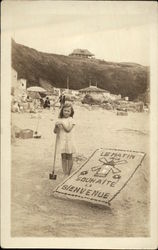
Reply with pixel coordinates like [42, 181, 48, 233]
[69, 49, 94, 59]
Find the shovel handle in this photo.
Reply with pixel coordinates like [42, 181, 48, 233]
[35, 116, 40, 132]
[52, 134, 58, 172]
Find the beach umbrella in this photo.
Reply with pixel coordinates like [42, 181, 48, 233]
[27, 86, 47, 93]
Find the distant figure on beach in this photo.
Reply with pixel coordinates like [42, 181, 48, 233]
[39, 97, 44, 108]
[11, 99, 20, 113]
[54, 102, 76, 176]
[43, 97, 50, 109]
[26, 96, 32, 110]
[59, 94, 65, 108]
[26, 95, 32, 102]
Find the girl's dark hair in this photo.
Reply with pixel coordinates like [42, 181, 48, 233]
[59, 102, 74, 118]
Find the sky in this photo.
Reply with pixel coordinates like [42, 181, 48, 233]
[2, 1, 157, 66]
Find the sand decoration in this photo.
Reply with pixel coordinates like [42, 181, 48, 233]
[53, 148, 146, 206]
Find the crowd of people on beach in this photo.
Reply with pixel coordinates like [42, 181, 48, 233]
[11, 92, 66, 113]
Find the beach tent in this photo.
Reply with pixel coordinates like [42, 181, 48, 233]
[79, 85, 108, 95]
[27, 86, 47, 99]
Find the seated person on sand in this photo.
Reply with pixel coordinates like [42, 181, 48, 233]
[43, 97, 50, 109]
[11, 101, 20, 113]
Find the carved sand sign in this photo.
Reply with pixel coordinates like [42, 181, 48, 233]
[53, 148, 146, 206]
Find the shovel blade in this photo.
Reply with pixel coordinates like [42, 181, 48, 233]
[34, 135, 41, 139]
[49, 173, 57, 180]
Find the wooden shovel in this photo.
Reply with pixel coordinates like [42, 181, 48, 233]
[49, 134, 58, 180]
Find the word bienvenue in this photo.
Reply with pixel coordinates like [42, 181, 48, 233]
[61, 184, 110, 200]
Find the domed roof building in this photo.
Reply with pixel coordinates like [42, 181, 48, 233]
[69, 49, 94, 58]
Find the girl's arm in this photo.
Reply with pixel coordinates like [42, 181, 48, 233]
[61, 122, 75, 133]
[54, 122, 63, 134]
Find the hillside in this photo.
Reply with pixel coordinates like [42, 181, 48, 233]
[11, 39, 149, 100]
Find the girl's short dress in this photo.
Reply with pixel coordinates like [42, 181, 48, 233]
[57, 117, 76, 154]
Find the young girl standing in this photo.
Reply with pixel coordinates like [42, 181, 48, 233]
[54, 102, 76, 176]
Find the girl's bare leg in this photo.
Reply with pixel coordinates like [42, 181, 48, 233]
[61, 154, 67, 175]
[67, 154, 73, 175]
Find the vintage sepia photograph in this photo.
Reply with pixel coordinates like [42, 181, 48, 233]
[1, 1, 158, 249]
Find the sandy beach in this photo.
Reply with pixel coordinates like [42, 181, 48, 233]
[11, 104, 150, 237]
